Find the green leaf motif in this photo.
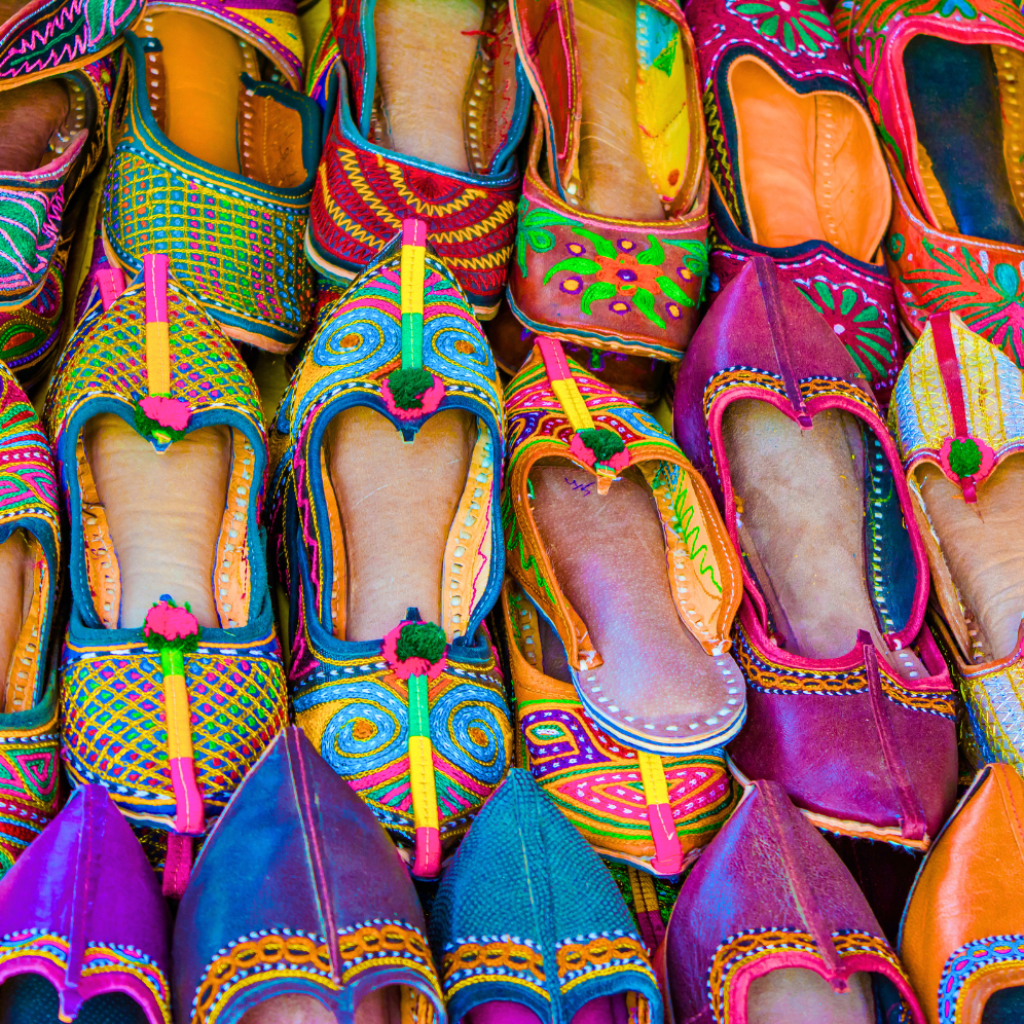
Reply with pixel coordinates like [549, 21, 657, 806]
[543, 257, 601, 285]
[516, 199, 576, 277]
[840, 288, 858, 316]
[636, 235, 666, 266]
[571, 227, 616, 259]
[656, 274, 696, 307]
[633, 287, 666, 328]
[581, 281, 617, 314]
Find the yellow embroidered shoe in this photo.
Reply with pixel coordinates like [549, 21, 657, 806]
[890, 311, 1024, 778]
[503, 336, 745, 757]
[503, 578, 738, 878]
[44, 254, 287, 897]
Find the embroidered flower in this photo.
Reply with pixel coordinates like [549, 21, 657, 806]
[381, 367, 445, 422]
[142, 596, 201, 653]
[134, 396, 192, 446]
[728, 0, 836, 55]
[383, 619, 448, 680]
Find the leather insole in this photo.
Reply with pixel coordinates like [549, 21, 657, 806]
[326, 406, 475, 642]
[575, 0, 664, 220]
[238, 987, 403, 1023]
[748, 969, 875, 1024]
[143, 13, 248, 175]
[0, 530, 33, 712]
[915, 457, 1024, 662]
[982, 986, 1024, 1024]
[530, 461, 739, 732]
[722, 402, 925, 677]
[729, 56, 889, 259]
[84, 413, 230, 629]
[0, 79, 70, 172]
[904, 35, 1024, 245]
[373, 0, 484, 172]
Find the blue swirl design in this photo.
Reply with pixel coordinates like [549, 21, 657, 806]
[429, 683, 511, 785]
[305, 683, 409, 776]
[313, 305, 400, 370]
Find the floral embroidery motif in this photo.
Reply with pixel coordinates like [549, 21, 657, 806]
[516, 198, 708, 328]
[725, 0, 837, 55]
[888, 233, 1024, 367]
[936, 935, 1024, 1024]
[795, 278, 897, 382]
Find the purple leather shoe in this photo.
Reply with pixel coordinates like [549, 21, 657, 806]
[0, 784, 171, 1023]
[172, 727, 446, 1024]
[674, 257, 958, 851]
[663, 779, 924, 1023]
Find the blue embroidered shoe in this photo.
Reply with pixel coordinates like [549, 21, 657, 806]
[269, 219, 511, 879]
[172, 727, 446, 1024]
[428, 768, 662, 1024]
[44, 254, 288, 897]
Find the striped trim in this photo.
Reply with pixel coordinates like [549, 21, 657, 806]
[400, 220, 427, 369]
[408, 673, 440, 877]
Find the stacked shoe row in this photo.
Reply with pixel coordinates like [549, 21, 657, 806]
[0, 0, 1022, 1020]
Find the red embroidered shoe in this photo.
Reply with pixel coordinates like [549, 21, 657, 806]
[686, 0, 902, 405]
[506, 0, 710, 374]
[835, 0, 1024, 368]
[305, 0, 530, 318]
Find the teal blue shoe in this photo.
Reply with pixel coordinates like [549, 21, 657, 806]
[428, 769, 662, 1024]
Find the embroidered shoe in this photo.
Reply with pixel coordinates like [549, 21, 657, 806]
[674, 257, 958, 850]
[900, 763, 1024, 1024]
[44, 254, 288, 897]
[0, 56, 115, 383]
[664, 779, 925, 1024]
[270, 220, 511, 879]
[889, 311, 1024, 778]
[503, 578, 738, 878]
[834, 0, 1024, 368]
[429, 768, 662, 1024]
[0, 359, 60, 877]
[101, 8, 322, 354]
[685, 0, 901, 404]
[173, 727, 446, 1024]
[0, 784, 171, 1023]
[305, 0, 530, 318]
[506, 0, 710, 369]
[503, 336, 746, 757]
[0, 0, 142, 83]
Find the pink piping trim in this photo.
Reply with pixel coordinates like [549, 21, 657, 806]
[402, 218, 427, 246]
[537, 334, 573, 381]
[162, 833, 192, 899]
[97, 267, 126, 311]
[169, 757, 204, 835]
[707, 387, 931, 659]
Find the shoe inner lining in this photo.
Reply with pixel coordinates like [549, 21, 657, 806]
[79, 416, 252, 630]
[729, 55, 889, 260]
[0, 529, 46, 714]
[904, 34, 1024, 245]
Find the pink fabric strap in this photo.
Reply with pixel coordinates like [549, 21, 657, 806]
[162, 832, 193, 899]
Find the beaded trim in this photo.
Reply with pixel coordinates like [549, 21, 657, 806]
[936, 934, 1024, 1024]
[733, 625, 955, 718]
[555, 932, 655, 992]
[0, 928, 171, 1023]
[190, 919, 440, 1024]
[707, 928, 909, 1024]
[441, 934, 547, 1002]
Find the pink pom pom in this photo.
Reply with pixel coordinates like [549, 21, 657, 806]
[140, 396, 192, 432]
[145, 600, 199, 642]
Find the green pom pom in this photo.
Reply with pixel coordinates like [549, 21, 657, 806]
[396, 621, 447, 663]
[388, 367, 434, 410]
[949, 437, 982, 478]
[577, 427, 625, 462]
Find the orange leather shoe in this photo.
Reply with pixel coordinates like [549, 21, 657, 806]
[899, 762, 1024, 1024]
